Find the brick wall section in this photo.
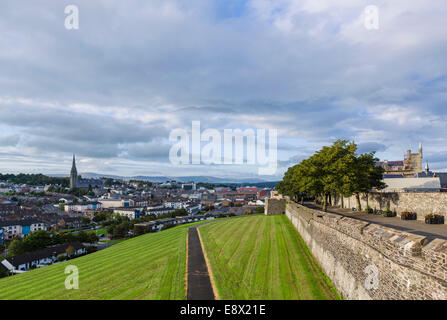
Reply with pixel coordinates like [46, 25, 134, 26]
[265, 198, 286, 215]
[286, 201, 447, 299]
[336, 192, 447, 221]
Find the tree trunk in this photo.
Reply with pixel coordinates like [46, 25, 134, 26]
[365, 192, 369, 209]
[340, 194, 344, 208]
[300, 195, 304, 205]
[322, 193, 328, 212]
[355, 193, 361, 211]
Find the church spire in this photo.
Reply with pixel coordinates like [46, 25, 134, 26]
[70, 154, 78, 189]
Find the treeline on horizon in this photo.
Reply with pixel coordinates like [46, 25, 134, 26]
[0, 173, 69, 187]
[197, 181, 278, 190]
[276, 140, 386, 211]
[0, 173, 276, 189]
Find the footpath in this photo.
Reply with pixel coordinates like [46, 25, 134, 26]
[304, 202, 447, 241]
[186, 225, 215, 300]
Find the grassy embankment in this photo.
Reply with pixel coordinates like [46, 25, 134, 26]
[0, 223, 192, 299]
[199, 214, 341, 300]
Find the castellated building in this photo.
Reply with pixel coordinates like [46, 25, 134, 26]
[375, 143, 423, 177]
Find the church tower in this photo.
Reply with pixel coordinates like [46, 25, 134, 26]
[70, 154, 78, 189]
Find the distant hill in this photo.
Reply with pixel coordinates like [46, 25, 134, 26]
[67, 173, 278, 184]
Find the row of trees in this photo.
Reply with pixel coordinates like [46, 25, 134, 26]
[0, 173, 69, 187]
[276, 140, 386, 211]
[8, 229, 99, 256]
[103, 208, 190, 239]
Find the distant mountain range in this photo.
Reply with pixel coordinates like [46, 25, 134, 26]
[49, 172, 279, 185]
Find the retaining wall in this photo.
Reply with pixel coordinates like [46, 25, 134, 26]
[335, 192, 447, 221]
[286, 201, 447, 299]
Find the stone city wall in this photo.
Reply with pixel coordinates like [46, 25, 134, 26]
[335, 192, 447, 221]
[265, 198, 286, 215]
[286, 201, 447, 299]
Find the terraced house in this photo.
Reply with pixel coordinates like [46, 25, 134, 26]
[0, 220, 47, 241]
[1, 242, 86, 273]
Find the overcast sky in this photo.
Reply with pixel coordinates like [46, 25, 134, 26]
[1, 0, 447, 180]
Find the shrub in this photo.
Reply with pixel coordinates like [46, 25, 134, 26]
[383, 208, 396, 217]
[56, 254, 66, 262]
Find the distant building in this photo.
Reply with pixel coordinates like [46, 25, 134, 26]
[99, 198, 134, 208]
[69, 154, 103, 190]
[64, 201, 102, 213]
[376, 143, 423, 177]
[237, 187, 258, 193]
[0, 220, 47, 240]
[181, 183, 196, 190]
[381, 177, 441, 192]
[70, 154, 78, 189]
[113, 207, 144, 220]
[1, 242, 86, 273]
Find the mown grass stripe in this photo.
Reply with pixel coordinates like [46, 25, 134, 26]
[199, 215, 341, 300]
[0, 223, 195, 300]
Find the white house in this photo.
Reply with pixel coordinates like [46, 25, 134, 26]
[64, 201, 102, 213]
[0, 220, 47, 240]
[113, 207, 144, 220]
[1, 242, 86, 273]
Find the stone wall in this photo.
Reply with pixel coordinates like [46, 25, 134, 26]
[265, 198, 286, 215]
[286, 201, 447, 299]
[335, 192, 447, 221]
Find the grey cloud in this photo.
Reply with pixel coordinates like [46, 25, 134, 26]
[0, 1, 447, 177]
[357, 142, 387, 154]
[0, 134, 20, 146]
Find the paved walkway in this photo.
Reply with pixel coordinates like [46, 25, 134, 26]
[304, 202, 447, 242]
[186, 225, 215, 300]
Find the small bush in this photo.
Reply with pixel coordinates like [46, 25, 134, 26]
[383, 208, 396, 217]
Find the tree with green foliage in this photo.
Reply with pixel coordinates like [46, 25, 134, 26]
[255, 206, 265, 214]
[349, 152, 386, 211]
[93, 211, 109, 223]
[76, 230, 89, 243]
[65, 245, 75, 257]
[277, 139, 385, 212]
[22, 230, 52, 253]
[81, 217, 91, 225]
[8, 239, 25, 256]
[86, 231, 99, 243]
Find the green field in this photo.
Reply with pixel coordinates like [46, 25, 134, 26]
[0, 224, 190, 300]
[199, 215, 341, 300]
[0, 216, 340, 300]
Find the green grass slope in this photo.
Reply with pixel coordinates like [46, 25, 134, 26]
[199, 215, 341, 300]
[0, 224, 190, 300]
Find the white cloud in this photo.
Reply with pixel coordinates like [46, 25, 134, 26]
[0, 0, 447, 177]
